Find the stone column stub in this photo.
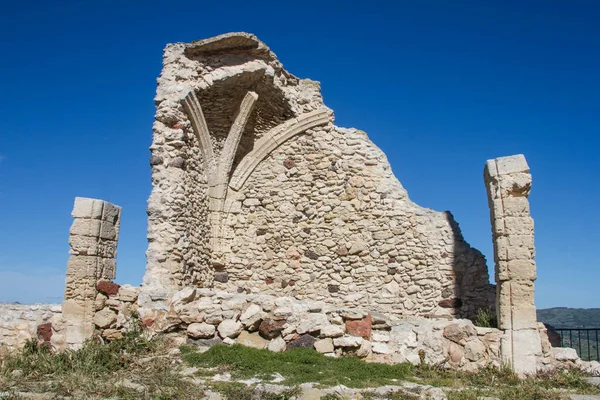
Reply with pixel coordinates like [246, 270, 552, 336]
[59, 197, 121, 349]
[484, 154, 541, 376]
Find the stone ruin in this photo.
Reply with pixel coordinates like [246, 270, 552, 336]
[142, 32, 494, 320]
[0, 32, 594, 377]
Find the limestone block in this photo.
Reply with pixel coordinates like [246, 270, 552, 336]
[442, 322, 477, 345]
[187, 322, 216, 339]
[314, 338, 334, 353]
[237, 331, 268, 349]
[464, 339, 486, 361]
[372, 342, 391, 354]
[72, 197, 104, 219]
[101, 202, 121, 224]
[506, 259, 536, 280]
[102, 329, 123, 341]
[98, 258, 117, 280]
[99, 221, 118, 240]
[504, 216, 534, 236]
[495, 154, 529, 176]
[171, 288, 197, 306]
[508, 235, 535, 251]
[333, 335, 362, 348]
[552, 347, 579, 361]
[240, 304, 264, 329]
[319, 324, 345, 338]
[66, 256, 98, 278]
[296, 313, 329, 335]
[268, 336, 286, 352]
[446, 340, 464, 363]
[496, 282, 512, 330]
[70, 218, 102, 238]
[94, 308, 117, 329]
[61, 300, 87, 321]
[69, 236, 118, 258]
[217, 319, 242, 338]
[499, 173, 532, 197]
[512, 329, 542, 357]
[502, 197, 530, 217]
[118, 285, 141, 302]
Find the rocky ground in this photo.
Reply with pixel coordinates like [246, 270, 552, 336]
[1, 332, 600, 400]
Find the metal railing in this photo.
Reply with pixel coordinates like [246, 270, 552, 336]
[554, 328, 600, 362]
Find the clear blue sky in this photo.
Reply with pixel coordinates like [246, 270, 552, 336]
[0, 1, 598, 308]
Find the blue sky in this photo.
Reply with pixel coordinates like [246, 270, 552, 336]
[0, 1, 598, 308]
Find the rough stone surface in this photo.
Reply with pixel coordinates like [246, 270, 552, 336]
[345, 314, 372, 339]
[484, 155, 541, 375]
[552, 347, 579, 361]
[94, 308, 117, 329]
[237, 331, 268, 349]
[36, 322, 52, 342]
[53, 198, 122, 350]
[287, 334, 316, 350]
[141, 32, 494, 320]
[0, 304, 60, 349]
[187, 322, 216, 339]
[268, 336, 286, 352]
[314, 338, 334, 353]
[217, 319, 243, 339]
[97, 281, 120, 296]
[258, 318, 285, 339]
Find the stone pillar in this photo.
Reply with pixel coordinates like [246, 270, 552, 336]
[484, 155, 541, 375]
[60, 197, 121, 349]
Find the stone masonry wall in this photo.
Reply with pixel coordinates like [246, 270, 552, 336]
[141, 287, 503, 371]
[0, 304, 60, 351]
[141, 32, 495, 320]
[484, 155, 542, 375]
[219, 126, 492, 318]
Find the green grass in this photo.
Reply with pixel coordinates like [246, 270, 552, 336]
[473, 307, 498, 328]
[3, 334, 600, 400]
[183, 344, 600, 399]
[0, 333, 205, 399]
[183, 344, 413, 388]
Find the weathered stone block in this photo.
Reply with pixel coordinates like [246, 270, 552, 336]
[94, 308, 117, 329]
[101, 202, 121, 224]
[97, 280, 120, 296]
[502, 197, 530, 217]
[504, 216, 534, 236]
[66, 256, 98, 278]
[345, 314, 372, 339]
[72, 197, 104, 219]
[98, 258, 117, 280]
[494, 154, 529, 176]
[237, 331, 268, 349]
[70, 218, 102, 238]
[287, 334, 316, 350]
[507, 259, 536, 280]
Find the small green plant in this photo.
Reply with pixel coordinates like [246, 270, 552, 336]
[474, 307, 498, 328]
[0, 332, 205, 399]
[184, 344, 413, 388]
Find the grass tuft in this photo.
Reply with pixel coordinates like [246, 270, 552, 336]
[183, 344, 414, 388]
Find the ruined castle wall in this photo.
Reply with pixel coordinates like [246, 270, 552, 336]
[218, 125, 493, 318]
[140, 33, 495, 319]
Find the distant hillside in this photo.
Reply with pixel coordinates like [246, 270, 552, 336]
[537, 308, 600, 328]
